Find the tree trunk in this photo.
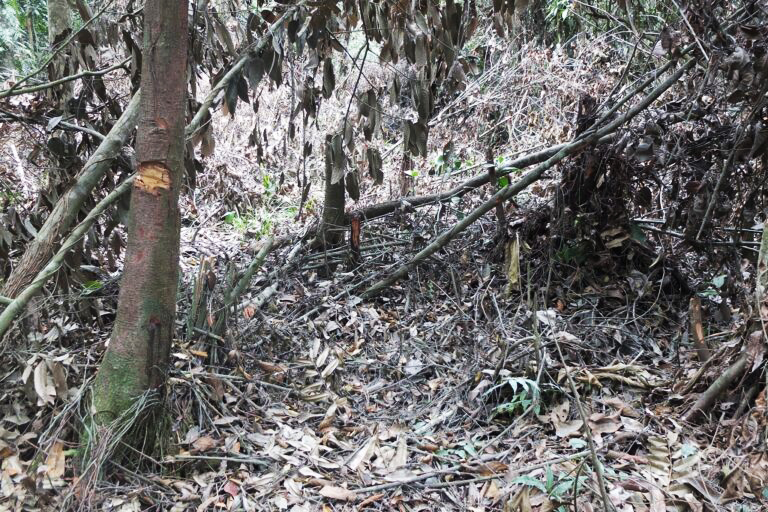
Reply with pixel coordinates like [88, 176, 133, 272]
[47, 0, 73, 108]
[399, 139, 413, 197]
[0, 92, 140, 300]
[318, 135, 346, 247]
[92, 0, 188, 421]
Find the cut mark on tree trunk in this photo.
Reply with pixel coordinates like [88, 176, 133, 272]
[136, 162, 171, 194]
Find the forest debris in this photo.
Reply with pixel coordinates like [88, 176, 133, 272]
[683, 350, 749, 422]
[689, 297, 711, 362]
[504, 234, 520, 295]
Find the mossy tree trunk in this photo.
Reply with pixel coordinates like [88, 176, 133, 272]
[91, 0, 188, 421]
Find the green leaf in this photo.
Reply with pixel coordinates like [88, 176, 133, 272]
[629, 223, 647, 243]
[551, 476, 587, 498]
[545, 466, 554, 492]
[83, 280, 103, 292]
[681, 442, 698, 457]
[712, 274, 727, 289]
[569, 438, 587, 449]
[498, 176, 510, 188]
[511, 475, 547, 493]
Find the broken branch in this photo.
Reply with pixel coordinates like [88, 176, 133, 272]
[0, 177, 135, 342]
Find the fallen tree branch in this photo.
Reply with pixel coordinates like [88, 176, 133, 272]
[683, 219, 768, 421]
[351, 450, 590, 495]
[349, 135, 615, 222]
[207, 237, 277, 340]
[0, 109, 106, 140]
[353, 53, 701, 225]
[227, 237, 275, 304]
[1, 91, 141, 300]
[362, 58, 696, 298]
[242, 283, 278, 313]
[683, 351, 748, 422]
[0, 177, 135, 341]
[0, 58, 130, 99]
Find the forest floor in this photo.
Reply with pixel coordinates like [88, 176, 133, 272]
[1, 36, 766, 512]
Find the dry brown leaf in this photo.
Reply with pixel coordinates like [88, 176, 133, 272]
[33, 362, 55, 405]
[318, 403, 337, 430]
[646, 488, 664, 512]
[257, 361, 286, 374]
[223, 480, 239, 497]
[461, 461, 509, 476]
[347, 433, 377, 470]
[48, 361, 68, 400]
[384, 468, 418, 482]
[358, 492, 385, 508]
[389, 435, 408, 470]
[319, 485, 357, 501]
[213, 416, 238, 425]
[192, 435, 217, 453]
[554, 419, 583, 438]
[44, 441, 66, 479]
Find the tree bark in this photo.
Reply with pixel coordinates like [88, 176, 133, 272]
[92, 0, 188, 421]
[317, 135, 346, 247]
[0, 92, 140, 300]
[47, 0, 73, 108]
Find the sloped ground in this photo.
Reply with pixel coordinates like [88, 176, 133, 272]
[1, 33, 766, 512]
[4, 196, 766, 511]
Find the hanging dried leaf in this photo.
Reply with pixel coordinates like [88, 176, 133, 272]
[358, 91, 371, 117]
[261, 9, 277, 23]
[415, 34, 428, 67]
[223, 76, 239, 116]
[345, 169, 360, 201]
[407, 121, 428, 156]
[389, 75, 400, 105]
[236, 76, 249, 102]
[330, 133, 346, 184]
[505, 234, 520, 295]
[367, 147, 383, 185]
[322, 57, 335, 99]
[246, 56, 266, 90]
[201, 128, 216, 157]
